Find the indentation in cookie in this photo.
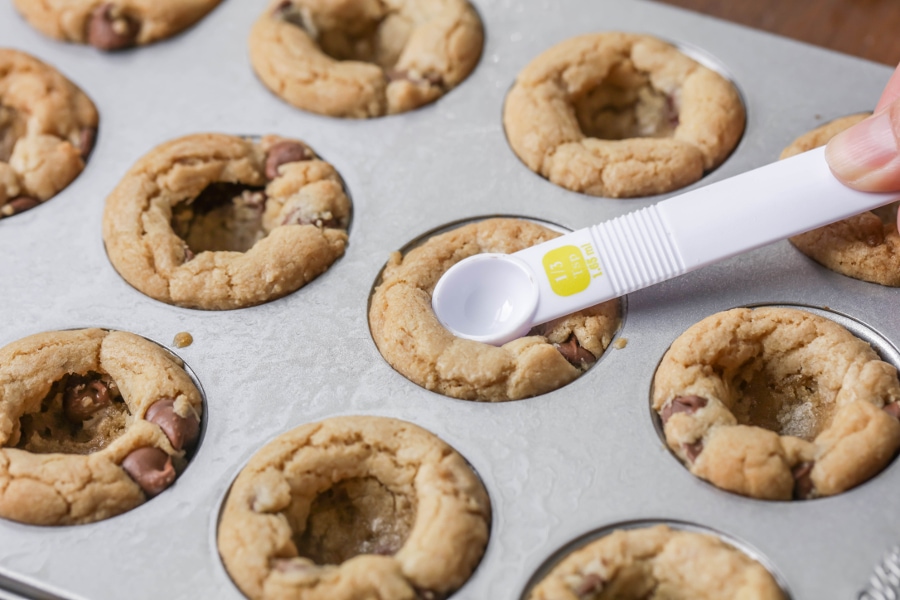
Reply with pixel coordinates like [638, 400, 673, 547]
[732, 369, 835, 441]
[292, 476, 415, 565]
[171, 182, 269, 254]
[15, 372, 129, 455]
[574, 61, 679, 141]
[276, 0, 411, 72]
[0, 105, 25, 162]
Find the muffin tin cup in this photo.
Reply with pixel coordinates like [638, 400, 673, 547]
[0, 0, 897, 598]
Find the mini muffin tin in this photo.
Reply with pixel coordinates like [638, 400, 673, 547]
[0, 0, 896, 598]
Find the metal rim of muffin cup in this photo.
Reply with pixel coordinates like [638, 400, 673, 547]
[0, 324, 208, 529]
[208, 412, 495, 599]
[97, 132, 354, 312]
[518, 517, 793, 599]
[498, 32, 749, 200]
[647, 302, 900, 503]
[365, 213, 629, 403]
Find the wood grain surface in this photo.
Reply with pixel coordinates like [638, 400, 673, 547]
[656, 0, 900, 66]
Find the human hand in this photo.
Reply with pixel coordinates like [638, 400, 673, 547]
[825, 63, 900, 196]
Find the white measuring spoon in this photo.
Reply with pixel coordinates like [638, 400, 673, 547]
[431, 147, 900, 345]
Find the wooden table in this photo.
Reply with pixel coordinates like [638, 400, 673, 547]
[656, 0, 900, 66]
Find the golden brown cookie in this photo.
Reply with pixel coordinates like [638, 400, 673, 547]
[0, 49, 98, 219]
[217, 416, 491, 600]
[652, 307, 900, 501]
[503, 32, 745, 198]
[12, 0, 222, 50]
[783, 114, 900, 286]
[527, 524, 784, 600]
[0, 328, 202, 526]
[369, 218, 621, 402]
[102, 133, 350, 310]
[248, 0, 484, 118]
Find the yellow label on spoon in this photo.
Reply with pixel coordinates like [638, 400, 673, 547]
[542, 245, 590, 296]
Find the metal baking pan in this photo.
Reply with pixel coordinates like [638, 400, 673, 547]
[0, 0, 896, 598]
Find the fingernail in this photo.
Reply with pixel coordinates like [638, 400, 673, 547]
[825, 110, 899, 185]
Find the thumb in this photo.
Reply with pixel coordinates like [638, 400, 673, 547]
[825, 99, 900, 192]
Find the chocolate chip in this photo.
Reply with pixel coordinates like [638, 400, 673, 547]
[121, 447, 176, 496]
[665, 94, 680, 128]
[265, 141, 313, 180]
[574, 573, 605, 598]
[792, 461, 815, 500]
[683, 440, 703, 463]
[273, 0, 292, 14]
[0, 196, 40, 217]
[78, 127, 97, 159]
[554, 335, 596, 369]
[423, 72, 444, 87]
[660, 395, 708, 424]
[885, 402, 900, 419]
[63, 376, 113, 422]
[87, 3, 138, 51]
[145, 398, 200, 451]
[273, 1, 306, 28]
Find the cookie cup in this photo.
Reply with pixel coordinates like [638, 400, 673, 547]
[504, 32, 745, 198]
[368, 218, 621, 402]
[0, 49, 98, 218]
[248, 0, 484, 118]
[217, 416, 491, 600]
[652, 307, 900, 501]
[0, 328, 202, 525]
[102, 133, 350, 310]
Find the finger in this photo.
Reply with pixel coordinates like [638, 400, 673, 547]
[825, 98, 900, 192]
[876, 63, 900, 113]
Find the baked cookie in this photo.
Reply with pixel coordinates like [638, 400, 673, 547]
[248, 0, 484, 118]
[0, 328, 202, 526]
[527, 524, 784, 600]
[503, 32, 745, 198]
[103, 133, 350, 310]
[652, 307, 900, 501]
[12, 0, 222, 50]
[783, 114, 900, 286]
[0, 49, 98, 219]
[218, 416, 491, 600]
[369, 218, 621, 402]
